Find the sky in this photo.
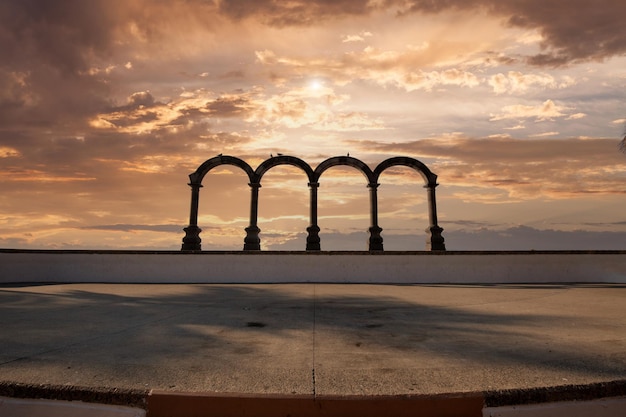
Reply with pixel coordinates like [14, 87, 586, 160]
[1, 0, 626, 251]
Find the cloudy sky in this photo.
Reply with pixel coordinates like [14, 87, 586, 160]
[1, 0, 626, 251]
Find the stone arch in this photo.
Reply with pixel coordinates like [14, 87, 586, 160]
[373, 157, 445, 251]
[314, 156, 380, 250]
[254, 155, 316, 250]
[182, 154, 445, 251]
[314, 156, 375, 183]
[189, 155, 255, 185]
[182, 155, 255, 251]
[255, 155, 315, 183]
[373, 156, 437, 186]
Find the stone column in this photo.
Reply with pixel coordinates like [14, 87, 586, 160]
[181, 183, 203, 251]
[306, 182, 321, 251]
[425, 183, 446, 251]
[368, 182, 384, 251]
[243, 182, 261, 251]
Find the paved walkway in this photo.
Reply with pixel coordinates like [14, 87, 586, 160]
[1, 283, 625, 416]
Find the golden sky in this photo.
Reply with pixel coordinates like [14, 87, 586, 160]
[1, 0, 626, 250]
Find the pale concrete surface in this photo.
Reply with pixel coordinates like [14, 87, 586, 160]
[0, 396, 145, 417]
[483, 396, 626, 417]
[0, 283, 625, 402]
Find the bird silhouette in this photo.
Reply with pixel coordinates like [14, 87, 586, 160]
[277, 153, 283, 156]
[270, 153, 273, 157]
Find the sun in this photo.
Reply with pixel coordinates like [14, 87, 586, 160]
[308, 79, 323, 91]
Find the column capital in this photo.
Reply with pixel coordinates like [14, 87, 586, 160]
[308, 182, 320, 188]
[367, 182, 380, 189]
[248, 182, 262, 189]
[188, 182, 203, 188]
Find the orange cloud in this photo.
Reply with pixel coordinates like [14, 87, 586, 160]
[489, 99, 572, 121]
[353, 136, 626, 200]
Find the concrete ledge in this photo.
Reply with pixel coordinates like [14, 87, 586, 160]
[0, 382, 147, 409]
[146, 391, 484, 417]
[3, 381, 625, 417]
[1, 250, 625, 284]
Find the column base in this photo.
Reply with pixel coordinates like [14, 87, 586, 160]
[426, 225, 446, 251]
[243, 226, 261, 251]
[181, 226, 202, 251]
[306, 225, 321, 251]
[368, 226, 384, 251]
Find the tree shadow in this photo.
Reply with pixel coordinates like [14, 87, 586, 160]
[0, 283, 624, 393]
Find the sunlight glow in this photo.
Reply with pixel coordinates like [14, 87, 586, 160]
[308, 79, 323, 91]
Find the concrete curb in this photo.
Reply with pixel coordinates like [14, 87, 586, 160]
[2, 380, 626, 417]
[146, 392, 483, 417]
[0, 381, 148, 409]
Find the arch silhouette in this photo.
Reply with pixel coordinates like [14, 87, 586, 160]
[182, 154, 445, 251]
[189, 155, 255, 185]
[182, 155, 255, 252]
[314, 156, 375, 183]
[313, 156, 378, 250]
[374, 156, 444, 251]
[255, 155, 315, 183]
[255, 155, 316, 250]
[373, 156, 437, 186]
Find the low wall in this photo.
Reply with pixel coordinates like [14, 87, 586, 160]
[1, 250, 625, 284]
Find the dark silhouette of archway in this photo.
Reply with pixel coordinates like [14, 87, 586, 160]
[182, 155, 255, 251]
[255, 156, 317, 250]
[182, 155, 445, 251]
[314, 156, 375, 183]
[314, 157, 380, 250]
[374, 157, 445, 251]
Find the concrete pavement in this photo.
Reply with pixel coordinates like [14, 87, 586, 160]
[1, 283, 625, 415]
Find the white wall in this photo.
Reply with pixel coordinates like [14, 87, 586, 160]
[1, 251, 625, 284]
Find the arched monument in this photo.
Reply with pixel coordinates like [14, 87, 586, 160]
[181, 155, 445, 251]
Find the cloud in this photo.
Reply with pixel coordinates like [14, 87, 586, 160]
[342, 31, 373, 43]
[529, 131, 559, 137]
[256, 47, 481, 92]
[489, 99, 571, 121]
[0, 146, 20, 158]
[207, 95, 253, 117]
[488, 71, 576, 94]
[265, 226, 626, 250]
[80, 224, 183, 233]
[354, 136, 626, 200]
[395, 0, 626, 65]
[402, 68, 480, 91]
[443, 226, 626, 250]
[89, 89, 258, 135]
[217, 0, 374, 26]
[0, 0, 122, 74]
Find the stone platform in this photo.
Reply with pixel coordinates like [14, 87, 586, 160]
[1, 283, 625, 416]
